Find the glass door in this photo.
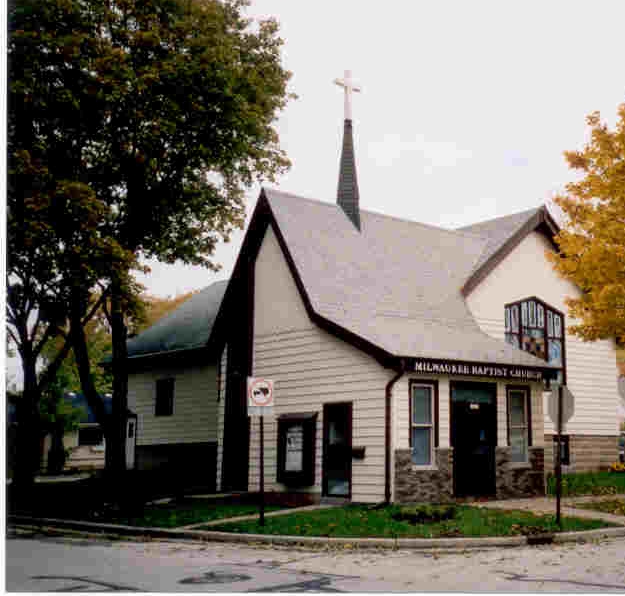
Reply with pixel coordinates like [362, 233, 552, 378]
[323, 403, 352, 497]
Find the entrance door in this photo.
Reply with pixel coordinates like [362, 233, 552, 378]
[323, 403, 352, 498]
[451, 383, 497, 497]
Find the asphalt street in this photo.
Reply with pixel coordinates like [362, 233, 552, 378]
[5, 529, 625, 592]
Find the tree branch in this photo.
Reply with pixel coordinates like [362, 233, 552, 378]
[82, 290, 109, 326]
[36, 338, 72, 395]
[7, 327, 21, 349]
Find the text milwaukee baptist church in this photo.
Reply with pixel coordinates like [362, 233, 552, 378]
[412, 359, 544, 381]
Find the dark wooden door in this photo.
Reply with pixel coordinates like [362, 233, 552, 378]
[451, 383, 497, 498]
[322, 403, 352, 498]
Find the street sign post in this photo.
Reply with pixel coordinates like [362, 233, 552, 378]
[547, 384, 574, 527]
[548, 385, 574, 428]
[247, 378, 275, 526]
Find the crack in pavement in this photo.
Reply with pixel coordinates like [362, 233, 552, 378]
[501, 571, 625, 590]
[31, 575, 142, 591]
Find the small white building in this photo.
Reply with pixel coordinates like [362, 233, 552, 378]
[127, 83, 621, 502]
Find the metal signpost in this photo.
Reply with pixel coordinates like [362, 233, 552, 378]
[247, 377, 274, 526]
[548, 384, 574, 527]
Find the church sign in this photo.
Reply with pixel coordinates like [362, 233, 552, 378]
[411, 358, 549, 381]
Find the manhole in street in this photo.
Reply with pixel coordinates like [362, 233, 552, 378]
[179, 571, 252, 585]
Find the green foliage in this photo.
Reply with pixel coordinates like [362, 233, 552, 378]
[8, 0, 293, 480]
[207, 504, 611, 538]
[546, 471, 625, 497]
[547, 104, 625, 343]
[392, 503, 457, 524]
[107, 500, 283, 528]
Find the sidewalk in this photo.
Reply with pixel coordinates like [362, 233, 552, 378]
[177, 503, 337, 530]
[470, 494, 625, 526]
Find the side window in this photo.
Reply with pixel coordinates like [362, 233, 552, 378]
[410, 382, 437, 466]
[507, 387, 531, 463]
[155, 378, 175, 417]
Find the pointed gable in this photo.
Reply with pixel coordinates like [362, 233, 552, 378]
[458, 206, 560, 296]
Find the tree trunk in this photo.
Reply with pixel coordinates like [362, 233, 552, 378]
[110, 278, 129, 487]
[69, 303, 109, 426]
[12, 355, 41, 497]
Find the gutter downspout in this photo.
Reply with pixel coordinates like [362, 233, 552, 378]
[385, 359, 406, 504]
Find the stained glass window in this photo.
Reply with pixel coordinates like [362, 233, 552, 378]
[504, 298, 565, 378]
[537, 303, 544, 328]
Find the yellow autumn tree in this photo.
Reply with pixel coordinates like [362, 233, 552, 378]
[547, 103, 625, 344]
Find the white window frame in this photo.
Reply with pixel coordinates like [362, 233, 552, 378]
[410, 382, 436, 467]
[507, 387, 530, 464]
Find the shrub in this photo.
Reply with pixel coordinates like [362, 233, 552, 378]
[392, 503, 457, 524]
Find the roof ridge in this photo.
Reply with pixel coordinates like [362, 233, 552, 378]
[264, 186, 490, 240]
[457, 205, 543, 233]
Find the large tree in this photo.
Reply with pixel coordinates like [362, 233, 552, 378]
[9, 0, 293, 484]
[42, 289, 199, 398]
[8, 0, 138, 488]
[548, 104, 625, 345]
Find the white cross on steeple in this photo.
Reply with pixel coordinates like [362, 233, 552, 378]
[334, 69, 361, 121]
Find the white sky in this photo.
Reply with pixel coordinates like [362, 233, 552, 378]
[137, 0, 625, 298]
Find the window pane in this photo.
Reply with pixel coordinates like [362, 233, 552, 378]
[528, 301, 536, 327]
[521, 301, 528, 326]
[510, 428, 528, 462]
[547, 310, 554, 337]
[548, 339, 562, 367]
[522, 327, 546, 360]
[511, 305, 519, 332]
[537, 303, 544, 328]
[505, 333, 518, 347]
[412, 386, 432, 424]
[505, 307, 511, 331]
[509, 392, 526, 425]
[411, 428, 431, 465]
[156, 378, 174, 416]
[554, 314, 562, 338]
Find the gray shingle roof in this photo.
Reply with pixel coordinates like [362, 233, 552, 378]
[457, 207, 543, 275]
[127, 280, 228, 359]
[263, 189, 558, 369]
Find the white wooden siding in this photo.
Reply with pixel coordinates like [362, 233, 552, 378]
[393, 376, 544, 455]
[216, 345, 227, 491]
[128, 363, 219, 446]
[466, 231, 620, 437]
[250, 226, 392, 503]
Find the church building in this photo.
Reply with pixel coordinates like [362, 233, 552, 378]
[126, 72, 621, 503]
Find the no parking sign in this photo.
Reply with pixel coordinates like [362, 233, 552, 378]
[247, 377, 274, 416]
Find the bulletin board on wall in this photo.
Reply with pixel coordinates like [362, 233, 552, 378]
[276, 412, 317, 487]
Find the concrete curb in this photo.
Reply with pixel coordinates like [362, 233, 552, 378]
[8, 515, 625, 550]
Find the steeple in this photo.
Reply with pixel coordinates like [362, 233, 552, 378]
[334, 70, 361, 231]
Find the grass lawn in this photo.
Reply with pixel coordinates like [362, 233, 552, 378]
[573, 498, 625, 517]
[202, 504, 612, 538]
[7, 480, 285, 529]
[100, 500, 284, 528]
[546, 471, 625, 497]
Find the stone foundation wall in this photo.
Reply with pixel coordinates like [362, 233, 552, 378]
[543, 434, 620, 474]
[495, 446, 545, 499]
[394, 448, 454, 503]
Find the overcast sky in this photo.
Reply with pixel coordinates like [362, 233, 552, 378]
[127, 1, 624, 297]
